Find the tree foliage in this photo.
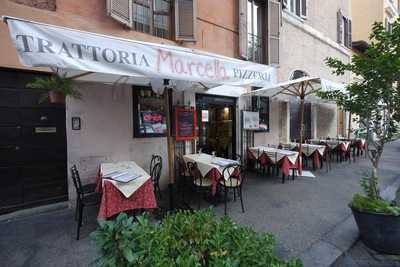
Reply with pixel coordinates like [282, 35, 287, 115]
[319, 21, 400, 203]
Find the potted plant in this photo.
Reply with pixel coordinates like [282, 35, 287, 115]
[27, 73, 81, 104]
[91, 209, 303, 266]
[319, 20, 400, 254]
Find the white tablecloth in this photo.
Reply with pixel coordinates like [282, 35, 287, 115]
[183, 153, 237, 180]
[249, 146, 298, 165]
[284, 143, 326, 157]
[310, 139, 350, 150]
[100, 161, 151, 198]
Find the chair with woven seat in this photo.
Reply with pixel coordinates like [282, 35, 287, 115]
[150, 155, 162, 199]
[70, 165, 101, 240]
[219, 163, 244, 215]
[187, 161, 212, 209]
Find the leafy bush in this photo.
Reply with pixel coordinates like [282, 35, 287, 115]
[350, 176, 400, 216]
[351, 194, 400, 216]
[91, 209, 303, 267]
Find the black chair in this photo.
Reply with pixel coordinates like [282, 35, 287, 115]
[150, 162, 162, 200]
[150, 154, 162, 176]
[177, 154, 191, 204]
[219, 163, 244, 215]
[70, 165, 100, 240]
[232, 153, 242, 164]
[187, 161, 212, 209]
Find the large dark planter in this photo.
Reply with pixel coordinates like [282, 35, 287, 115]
[351, 206, 400, 254]
[48, 90, 65, 104]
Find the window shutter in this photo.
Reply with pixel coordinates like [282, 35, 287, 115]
[300, 0, 307, 17]
[344, 17, 349, 47]
[337, 10, 343, 44]
[238, 0, 248, 59]
[268, 0, 281, 65]
[107, 0, 133, 28]
[295, 0, 301, 16]
[348, 19, 352, 48]
[175, 0, 197, 41]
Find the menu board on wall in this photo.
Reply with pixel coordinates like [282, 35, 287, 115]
[175, 107, 197, 141]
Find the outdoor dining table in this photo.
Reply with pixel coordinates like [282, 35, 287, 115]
[183, 153, 239, 195]
[310, 139, 351, 152]
[95, 161, 157, 219]
[284, 143, 326, 169]
[248, 146, 300, 178]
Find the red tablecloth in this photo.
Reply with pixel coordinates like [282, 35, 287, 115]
[96, 171, 157, 219]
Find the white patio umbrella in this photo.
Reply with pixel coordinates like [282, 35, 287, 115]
[242, 76, 346, 174]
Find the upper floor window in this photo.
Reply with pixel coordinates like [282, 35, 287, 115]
[385, 17, 394, 33]
[239, 0, 281, 65]
[107, 0, 196, 41]
[283, 0, 307, 18]
[337, 9, 352, 48]
[290, 70, 308, 80]
[247, 0, 265, 63]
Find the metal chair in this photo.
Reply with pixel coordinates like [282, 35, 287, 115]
[150, 154, 162, 176]
[187, 161, 212, 209]
[70, 165, 100, 240]
[150, 161, 162, 200]
[219, 163, 244, 215]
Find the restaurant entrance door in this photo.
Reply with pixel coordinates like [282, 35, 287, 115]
[196, 94, 236, 159]
[0, 69, 68, 214]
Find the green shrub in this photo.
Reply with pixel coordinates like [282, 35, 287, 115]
[91, 209, 302, 267]
[351, 194, 400, 216]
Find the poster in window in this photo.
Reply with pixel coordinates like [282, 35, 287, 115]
[133, 87, 167, 138]
[175, 107, 197, 141]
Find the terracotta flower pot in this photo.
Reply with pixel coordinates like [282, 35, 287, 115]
[48, 90, 65, 104]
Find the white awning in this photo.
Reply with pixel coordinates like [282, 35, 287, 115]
[241, 76, 346, 100]
[2, 16, 277, 89]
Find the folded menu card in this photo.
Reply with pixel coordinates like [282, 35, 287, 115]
[103, 170, 142, 183]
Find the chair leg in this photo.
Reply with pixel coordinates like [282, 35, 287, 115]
[76, 202, 83, 240]
[282, 173, 285, 184]
[239, 187, 245, 213]
[233, 188, 236, 201]
[75, 198, 79, 221]
[224, 187, 228, 215]
[157, 184, 162, 199]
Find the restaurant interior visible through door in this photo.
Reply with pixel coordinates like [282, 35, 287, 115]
[196, 94, 236, 159]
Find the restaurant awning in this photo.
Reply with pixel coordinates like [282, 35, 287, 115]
[2, 16, 277, 88]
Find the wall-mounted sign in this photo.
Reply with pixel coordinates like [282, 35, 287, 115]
[72, 117, 81, 130]
[201, 110, 209, 122]
[35, 127, 57, 133]
[175, 107, 197, 141]
[243, 111, 259, 130]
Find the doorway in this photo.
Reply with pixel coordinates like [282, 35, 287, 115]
[290, 102, 311, 141]
[196, 94, 236, 159]
[0, 69, 68, 214]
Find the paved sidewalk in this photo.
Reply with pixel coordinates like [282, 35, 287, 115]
[0, 140, 399, 267]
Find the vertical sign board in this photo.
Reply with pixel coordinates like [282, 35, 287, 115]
[175, 107, 197, 141]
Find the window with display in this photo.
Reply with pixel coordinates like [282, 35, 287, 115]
[132, 86, 167, 137]
[252, 95, 270, 132]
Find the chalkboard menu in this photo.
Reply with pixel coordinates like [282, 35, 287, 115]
[175, 107, 197, 141]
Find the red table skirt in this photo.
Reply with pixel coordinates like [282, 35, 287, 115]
[96, 172, 157, 219]
[254, 151, 300, 177]
[356, 140, 366, 150]
[206, 167, 240, 196]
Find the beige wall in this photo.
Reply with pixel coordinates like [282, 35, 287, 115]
[352, 0, 383, 42]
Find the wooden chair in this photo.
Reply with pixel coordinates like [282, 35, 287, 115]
[187, 162, 212, 209]
[70, 165, 100, 240]
[219, 164, 244, 215]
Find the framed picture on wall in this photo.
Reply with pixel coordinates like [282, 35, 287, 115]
[132, 86, 167, 138]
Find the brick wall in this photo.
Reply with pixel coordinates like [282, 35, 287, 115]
[9, 0, 56, 11]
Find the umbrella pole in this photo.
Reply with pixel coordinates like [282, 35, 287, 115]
[298, 94, 305, 176]
[164, 86, 175, 211]
[347, 112, 352, 139]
